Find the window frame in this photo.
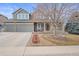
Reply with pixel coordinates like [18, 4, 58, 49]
[16, 13, 29, 20]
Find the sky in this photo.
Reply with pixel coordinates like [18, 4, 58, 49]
[0, 3, 79, 19]
[0, 3, 37, 19]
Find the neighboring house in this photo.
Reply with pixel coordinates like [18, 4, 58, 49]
[65, 11, 79, 34]
[4, 8, 55, 33]
[0, 14, 8, 31]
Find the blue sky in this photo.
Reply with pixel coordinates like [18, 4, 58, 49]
[0, 3, 37, 19]
[0, 3, 79, 19]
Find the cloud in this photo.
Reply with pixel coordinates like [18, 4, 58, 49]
[0, 5, 18, 19]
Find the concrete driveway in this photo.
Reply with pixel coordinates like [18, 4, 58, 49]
[0, 32, 32, 56]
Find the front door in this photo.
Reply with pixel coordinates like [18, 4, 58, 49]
[37, 23, 43, 31]
[34, 22, 44, 32]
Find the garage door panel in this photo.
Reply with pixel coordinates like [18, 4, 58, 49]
[16, 23, 34, 32]
[5, 24, 16, 32]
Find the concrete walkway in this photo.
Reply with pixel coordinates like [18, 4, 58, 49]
[0, 32, 79, 56]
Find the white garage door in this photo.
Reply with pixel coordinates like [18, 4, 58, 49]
[16, 23, 34, 32]
[5, 23, 34, 32]
[5, 23, 16, 32]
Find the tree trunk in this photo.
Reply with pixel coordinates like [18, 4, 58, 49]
[62, 25, 66, 37]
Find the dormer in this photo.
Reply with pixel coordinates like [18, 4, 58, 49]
[12, 8, 29, 21]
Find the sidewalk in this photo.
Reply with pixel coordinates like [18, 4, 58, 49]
[24, 46, 79, 56]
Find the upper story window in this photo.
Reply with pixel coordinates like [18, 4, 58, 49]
[17, 13, 29, 20]
[35, 15, 46, 20]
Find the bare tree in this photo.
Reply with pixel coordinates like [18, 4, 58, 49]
[32, 3, 78, 36]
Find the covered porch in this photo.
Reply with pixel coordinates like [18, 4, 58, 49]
[34, 22, 51, 32]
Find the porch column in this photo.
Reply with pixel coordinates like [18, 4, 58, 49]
[44, 23, 46, 32]
[50, 23, 54, 33]
[37, 23, 38, 32]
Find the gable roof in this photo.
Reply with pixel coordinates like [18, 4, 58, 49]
[12, 8, 29, 14]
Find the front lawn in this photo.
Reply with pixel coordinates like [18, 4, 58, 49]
[27, 33, 79, 46]
[42, 34, 79, 45]
[65, 34, 79, 40]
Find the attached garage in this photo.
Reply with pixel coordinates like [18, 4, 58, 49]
[5, 23, 34, 32]
[16, 23, 34, 32]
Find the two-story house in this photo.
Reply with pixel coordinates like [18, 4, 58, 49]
[5, 8, 34, 32]
[4, 8, 54, 33]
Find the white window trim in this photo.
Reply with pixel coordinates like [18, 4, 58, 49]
[17, 13, 29, 20]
